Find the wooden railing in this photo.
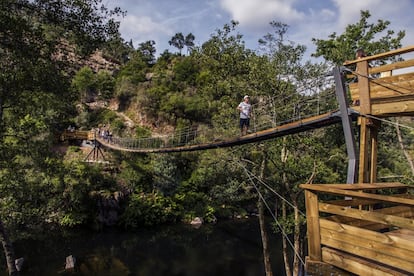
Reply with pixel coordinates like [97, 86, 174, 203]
[60, 130, 95, 141]
[344, 45, 414, 116]
[301, 183, 414, 275]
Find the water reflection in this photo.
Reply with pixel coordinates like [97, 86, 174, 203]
[3, 218, 285, 275]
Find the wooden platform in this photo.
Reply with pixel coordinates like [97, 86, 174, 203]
[301, 183, 414, 275]
[345, 45, 414, 117]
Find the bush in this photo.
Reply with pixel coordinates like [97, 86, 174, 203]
[120, 192, 181, 228]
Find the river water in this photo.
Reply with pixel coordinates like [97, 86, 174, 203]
[1, 218, 286, 275]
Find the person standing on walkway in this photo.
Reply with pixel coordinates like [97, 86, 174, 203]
[237, 95, 252, 136]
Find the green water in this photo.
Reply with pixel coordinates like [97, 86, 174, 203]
[2, 218, 286, 275]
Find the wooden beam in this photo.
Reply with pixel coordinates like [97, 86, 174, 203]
[369, 59, 414, 74]
[370, 124, 378, 183]
[322, 247, 410, 276]
[305, 190, 321, 261]
[356, 61, 372, 114]
[319, 202, 414, 231]
[300, 184, 414, 206]
[321, 218, 414, 252]
[343, 45, 414, 66]
[301, 182, 407, 190]
[320, 227, 414, 261]
[359, 118, 370, 183]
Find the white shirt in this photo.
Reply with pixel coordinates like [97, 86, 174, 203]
[238, 101, 251, 119]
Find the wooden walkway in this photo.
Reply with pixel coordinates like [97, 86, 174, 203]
[95, 110, 344, 153]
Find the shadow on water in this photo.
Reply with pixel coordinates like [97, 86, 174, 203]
[1, 218, 286, 276]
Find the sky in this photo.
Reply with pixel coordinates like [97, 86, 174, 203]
[106, 0, 414, 61]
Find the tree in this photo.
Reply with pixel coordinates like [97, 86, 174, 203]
[184, 33, 195, 54]
[312, 10, 414, 183]
[0, 0, 122, 274]
[96, 70, 115, 100]
[138, 40, 157, 66]
[169, 32, 185, 54]
[72, 66, 96, 103]
[312, 10, 405, 65]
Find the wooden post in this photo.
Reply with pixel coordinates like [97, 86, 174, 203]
[305, 190, 321, 261]
[358, 118, 370, 183]
[356, 60, 371, 183]
[370, 124, 378, 183]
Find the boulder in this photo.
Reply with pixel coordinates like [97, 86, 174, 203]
[15, 257, 24, 272]
[65, 255, 76, 270]
[190, 217, 203, 228]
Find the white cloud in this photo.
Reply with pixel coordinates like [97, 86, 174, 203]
[117, 15, 173, 50]
[110, 0, 414, 57]
[220, 0, 304, 28]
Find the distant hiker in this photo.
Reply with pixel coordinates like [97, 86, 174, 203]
[237, 95, 252, 136]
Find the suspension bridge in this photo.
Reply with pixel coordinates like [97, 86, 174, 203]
[63, 75, 351, 155]
[61, 45, 414, 275]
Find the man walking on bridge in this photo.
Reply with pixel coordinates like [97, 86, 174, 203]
[237, 95, 252, 136]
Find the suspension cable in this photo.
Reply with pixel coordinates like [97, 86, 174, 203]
[238, 160, 306, 266]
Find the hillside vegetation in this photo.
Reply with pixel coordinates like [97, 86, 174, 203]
[1, 2, 411, 274]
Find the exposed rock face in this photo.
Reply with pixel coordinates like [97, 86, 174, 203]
[53, 40, 120, 74]
[84, 50, 120, 73]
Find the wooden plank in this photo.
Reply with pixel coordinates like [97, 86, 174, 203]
[305, 182, 408, 190]
[321, 219, 414, 252]
[328, 216, 389, 231]
[343, 45, 414, 65]
[389, 228, 414, 241]
[370, 73, 414, 94]
[322, 247, 409, 276]
[320, 227, 414, 260]
[325, 194, 414, 207]
[319, 202, 414, 231]
[325, 198, 383, 207]
[305, 257, 354, 275]
[305, 190, 321, 261]
[351, 100, 414, 116]
[326, 205, 414, 231]
[321, 235, 414, 273]
[369, 59, 414, 74]
[300, 184, 414, 206]
[350, 73, 414, 99]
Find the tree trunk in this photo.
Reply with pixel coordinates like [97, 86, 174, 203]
[281, 200, 292, 276]
[396, 119, 414, 176]
[258, 155, 273, 276]
[258, 199, 273, 276]
[292, 199, 301, 276]
[0, 219, 18, 276]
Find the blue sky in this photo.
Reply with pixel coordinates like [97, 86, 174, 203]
[107, 0, 414, 61]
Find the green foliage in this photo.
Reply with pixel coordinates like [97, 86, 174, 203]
[135, 126, 151, 138]
[0, 0, 124, 244]
[120, 192, 180, 228]
[116, 51, 147, 85]
[72, 67, 96, 102]
[96, 70, 116, 100]
[138, 40, 157, 66]
[312, 10, 405, 65]
[173, 191, 209, 220]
